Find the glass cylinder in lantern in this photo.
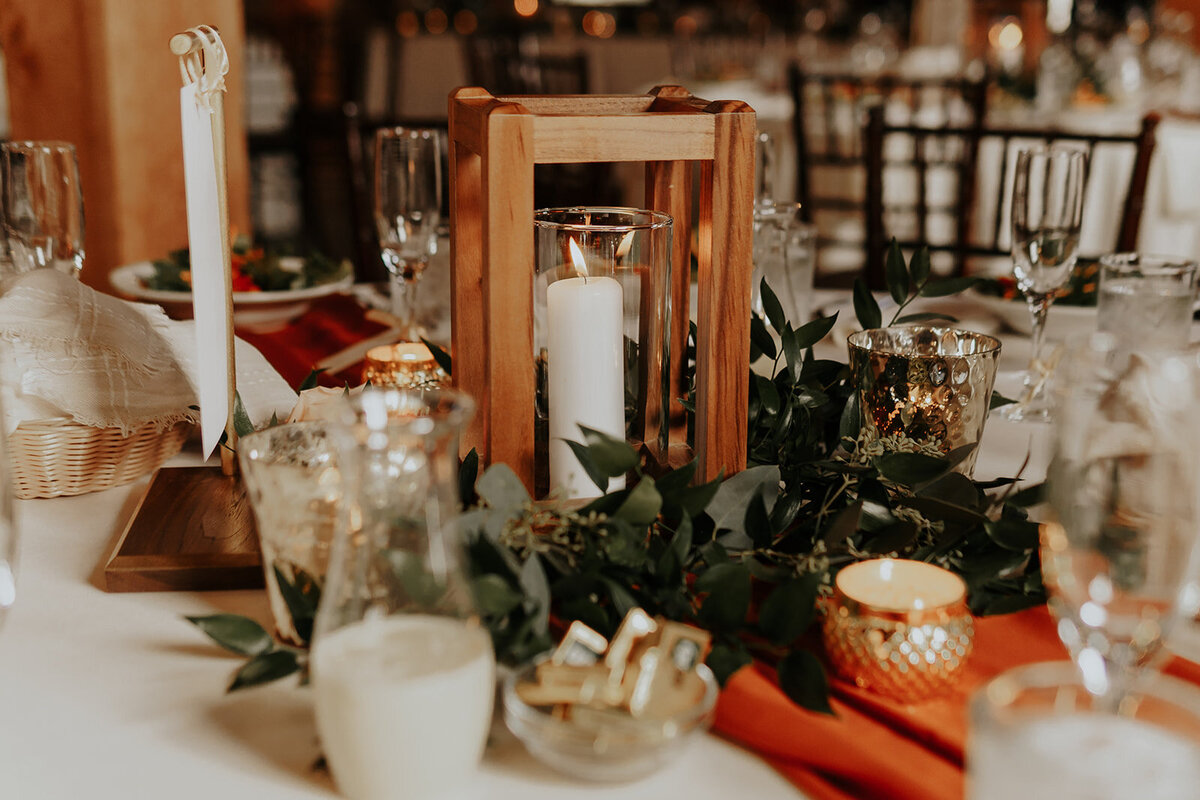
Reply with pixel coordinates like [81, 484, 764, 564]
[533, 208, 672, 500]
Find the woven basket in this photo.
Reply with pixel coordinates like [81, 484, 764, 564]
[11, 418, 191, 500]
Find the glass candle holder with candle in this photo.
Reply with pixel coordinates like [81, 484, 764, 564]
[533, 208, 672, 500]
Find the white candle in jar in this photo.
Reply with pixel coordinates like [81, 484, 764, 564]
[547, 242, 626, 498]
[837, 558, 966, 611]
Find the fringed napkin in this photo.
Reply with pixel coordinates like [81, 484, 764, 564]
[0, 269, 295, 434]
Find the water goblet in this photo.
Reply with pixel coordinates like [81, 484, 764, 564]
[1044, 334, 1200, 708]
[373, 127, 443, 340]
[1002, 146, 1087, 421]
[1, 141, 85, 278]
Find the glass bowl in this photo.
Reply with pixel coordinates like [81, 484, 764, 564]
[502, 660, 719, 782]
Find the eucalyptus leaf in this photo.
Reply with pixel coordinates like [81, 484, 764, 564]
[705, 465, 780, 536]
[519, 554, 551, 635]
[838, 393, 862, 442]
[984, 517, 1041, 551]
[760, 278, 787, 333]
[885, 240, 909, 305]
[706, 642, 753, 685]
[852, 278, 882, 330]
[420, 337, 453, 376]
[476, 464, 531, 512]
[186, 614, 274, 657]
[778, 650, 835, 715]
[744, 492, 773, 548]
[580, 426, 639, 477]
[695, 562, 752, 631]
[601, 577, 640, 619]
[876, 452, 950, 485]
[473, 574, 525, 617]
[918, 276, 981, 298]
[458, 448, 479, 507]
[565, 440, 610, 493]
[614, 477, 662, 526]
[232, 392, 255, 438]
[228, 650, 301, 692]
[758, 573, 821, 645]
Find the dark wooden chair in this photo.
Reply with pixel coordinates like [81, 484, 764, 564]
[788, 65, 989, 284]
[861, 106, 1161, 289]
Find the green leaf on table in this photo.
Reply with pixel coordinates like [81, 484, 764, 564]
[778, 650, 835, 715]
[885, 239, 909, 305]
[696, 562, 752, 631]
[758, 573, 822, 645]
[580, 426, 640, 477]
[893, 312, 958, 325]
[476, 464, 530, 512]
[614, 477, 663, 526]
[918, 276, 981, 298]
[792, 312, 839, 351]
[989, 390, 1017, 410]
[909, 247, 931, 286]
[420, 337, 453, 376]
[228, 650, 301, 692]
[876, 452, 950, 486]
[761, 277, 787, 333]
[232, 392, 255, 438]
[186, 614, 274, 657]
[458, 448, 479, 507]
[750, 314, 777, 361]
[706, 642, 753, 685]
[298, 368, 324, 392]
[565, 440, 610, 494]
[473, 574, 525, 617]
[705, 465, 780, 536]
[852, 278, 882, 330]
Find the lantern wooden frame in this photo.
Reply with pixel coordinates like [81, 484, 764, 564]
[448, 86, 755, 492]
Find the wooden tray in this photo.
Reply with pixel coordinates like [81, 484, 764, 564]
[103, 466, 263, 592]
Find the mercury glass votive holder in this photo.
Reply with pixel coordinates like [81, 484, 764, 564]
[821, 558, 975, 704]
[847, 326, 1001, 477]
[361, 342, 448, 389]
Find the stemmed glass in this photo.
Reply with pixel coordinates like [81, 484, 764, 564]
[1, 141, 85, 278]
[373, 127, 443, 340]
[1002, 146, 1087, 421]
[1044, 335, 1200, 709]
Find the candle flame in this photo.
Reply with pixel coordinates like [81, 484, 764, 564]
[568, 238, 588, 278]
[615, 230, 634, 262]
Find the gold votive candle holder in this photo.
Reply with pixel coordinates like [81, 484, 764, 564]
[362, 342, 448, 389]
[847, 326, 1001, 477]
[821, 558, 975, 704]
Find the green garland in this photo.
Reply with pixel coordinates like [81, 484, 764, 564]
[189, 242, 1045, 713]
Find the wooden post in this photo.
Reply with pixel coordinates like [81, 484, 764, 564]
[448, 87, 756, 492]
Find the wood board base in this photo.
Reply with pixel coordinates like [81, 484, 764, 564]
[103, 466, 263, 592]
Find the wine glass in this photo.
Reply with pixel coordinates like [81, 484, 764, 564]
[373, 127, 443, 340]
[1002, 146, 1087, 422]
[1, 141, 85, 278]
[1044, 334, 1200, 709]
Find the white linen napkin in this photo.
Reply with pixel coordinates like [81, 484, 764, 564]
[0, 269, 295, 434]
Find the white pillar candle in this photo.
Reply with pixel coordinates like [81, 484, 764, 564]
[547, 274, 626, 498]
[837, 558, 966, 611]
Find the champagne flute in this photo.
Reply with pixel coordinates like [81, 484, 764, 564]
[1002, 146, 1086, 422]
[1044, 335, 1200, 709]
[1, 141, 85, 278]
[373, 127, 443, 339]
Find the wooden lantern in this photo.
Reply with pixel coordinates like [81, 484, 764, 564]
[448, 86, 755, 492]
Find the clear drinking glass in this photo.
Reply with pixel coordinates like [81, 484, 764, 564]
[373, 127, 443, 339]
[1045, 334, 1200, 707]
[752, 201, 816, 328]
[1, 141, 85, 278]
[1002, 146, 1087, 422]
[312, 387, 492, 800]
[968, 662, 1200, 800]
[1097, 252, 1198, 353]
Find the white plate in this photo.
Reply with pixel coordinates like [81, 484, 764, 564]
[967, 289, 1098, 340]
[110, 260, 354, 333]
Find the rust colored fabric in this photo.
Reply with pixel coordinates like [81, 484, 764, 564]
[239, 294, 387, 390]
[713, 607, 1200, 800]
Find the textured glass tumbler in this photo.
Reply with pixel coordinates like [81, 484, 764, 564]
[1, 141, 85, 278]
[968, 662, 1200, 800]
[848, 326, 1002, 476]
[238, 422, 346, 646]
[1097, 252, 1198, 352]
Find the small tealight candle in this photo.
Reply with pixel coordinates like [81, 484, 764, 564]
[836, 558, 966, 612]
[362, 342, 448, 389]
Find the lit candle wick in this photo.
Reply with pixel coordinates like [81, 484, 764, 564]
[568, 237, 589, 283]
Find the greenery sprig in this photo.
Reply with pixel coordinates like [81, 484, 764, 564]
[189, 242, 1044, 713]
